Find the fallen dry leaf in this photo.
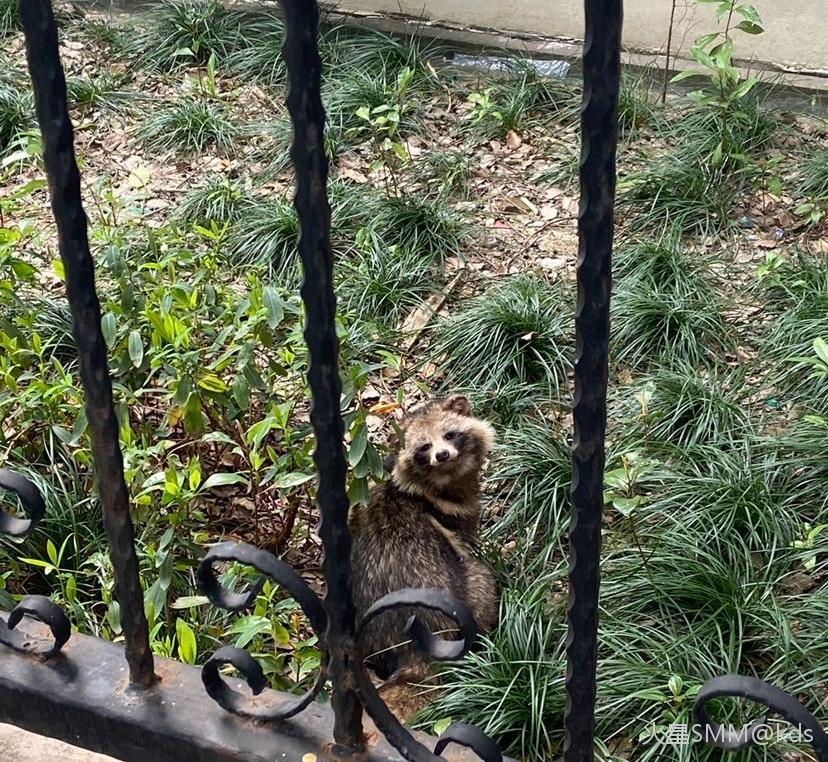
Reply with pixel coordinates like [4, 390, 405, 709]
[505, 130, 522, 150]
[369, 402, 401, 416]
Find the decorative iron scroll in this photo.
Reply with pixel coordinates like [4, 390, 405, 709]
[198, 540, 502, 761]
[0, 469, 71, 657]
[693, 675, 828, 762]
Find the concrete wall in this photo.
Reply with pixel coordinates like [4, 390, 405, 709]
[326, 0, 828, 76]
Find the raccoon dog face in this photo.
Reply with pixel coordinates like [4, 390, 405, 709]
[393, 395, 495, 491]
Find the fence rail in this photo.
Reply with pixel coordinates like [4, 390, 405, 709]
[4, 0, 827, 761]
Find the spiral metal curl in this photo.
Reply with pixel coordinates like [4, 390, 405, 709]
[693, 675, 828, 762]
[198, 541, 501, 760]
[0, 469, 71, 657]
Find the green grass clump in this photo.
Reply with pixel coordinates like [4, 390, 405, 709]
[126, 0, 239, 70]
[373, 195, 466, 264]
[416, 150, 474, 200]
[67, 74, 135, 114]
[464, 66, 580, 139]
[622, 99, 775, 233]
[637, 364, 751, 451]
[651, 444, 795, 552]
[0, 81, 35, 151]
[620, 151, 740, 234]
[417, 585, 567, 762]
[253, 115, 346, 180]
[222, 182, 378, 281]
[224, 195, 299, 280]
[487, 418, 572, 572]
[799, 149, 828, 202]
[434, 275, 571, 401]
[337, 231, 437, 328]
[225, 8, 286, 87]
[0, 0, 20, 36]
[328, 28, 444, 92]
[329, 66, 424, 140]
[758, 251, 828, 406]
[177, 176, 251, 226]
[611, 237, 729, 370]
[137, 99, 236, 154]
[769, 415, 828, 520]
[617, 70, 659, 137]
[614, 223, 710, 287]
[19, 297, 76, 364]
[78, 18, 128, 53]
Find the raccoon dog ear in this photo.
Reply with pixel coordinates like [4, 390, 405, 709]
[442, 395, 471, 416]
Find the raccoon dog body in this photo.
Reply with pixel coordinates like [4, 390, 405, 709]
[349, 395, 499, 694]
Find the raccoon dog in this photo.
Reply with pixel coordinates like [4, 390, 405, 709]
[348, 395, 499, 718]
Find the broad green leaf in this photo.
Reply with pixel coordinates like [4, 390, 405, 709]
[730, 76, 758, 100]
[46, 539, 58, 566]
[188, 459, 202, 491]
[197, 373, 228, 392]
[128, 330, 143, 367]
[270, 471, 315, 490]
[695, 31, 721, 48]
[201, 431, 237, 445]
[348, 423, 369, 466]
[171, 595, 210, 609]
[227, 614, 271, 648]
[670, 69, 706, 83]
[176, 618, 197, 664]
[812, 337, 828, 365]
[272, 621, 291, 647]
[612, 496, 642, 516]
[101, 312, 117, 349]
[668, 675, 683, 697]
[65, 574, 76, 603]
[232, 375, 250, 411]
[735, 20, 763, 34]
[263, 287, 284, 329]
[734, 3, 762, 24]
[107, 600, 122, 634]
[201, 472, 248, 491]
[183, 393, 204, 435]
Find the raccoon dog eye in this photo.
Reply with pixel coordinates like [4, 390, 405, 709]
[444, 431, 457, 441]
[417, 443, 431, 454]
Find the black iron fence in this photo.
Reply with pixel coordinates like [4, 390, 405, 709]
[2, 0, 828, 761]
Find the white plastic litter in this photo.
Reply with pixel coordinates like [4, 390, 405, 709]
[450, 53, 571, 78]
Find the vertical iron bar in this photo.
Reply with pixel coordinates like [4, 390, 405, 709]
[19, 0, 155, 688]
[565, 1, 622, 761]
[280, 0, 364, 754]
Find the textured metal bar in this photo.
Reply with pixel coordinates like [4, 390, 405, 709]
[279, 0, 364, 753]
[564, 1, 622, 761]
[19, 0, 155, 687]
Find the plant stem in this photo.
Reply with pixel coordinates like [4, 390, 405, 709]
[628, 515, 658, 593]
[661, 0, 679, 104]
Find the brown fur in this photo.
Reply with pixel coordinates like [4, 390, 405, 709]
[348, 395, 500, 719]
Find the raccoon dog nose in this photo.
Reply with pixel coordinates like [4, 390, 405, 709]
[435, 449, 450, 463]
